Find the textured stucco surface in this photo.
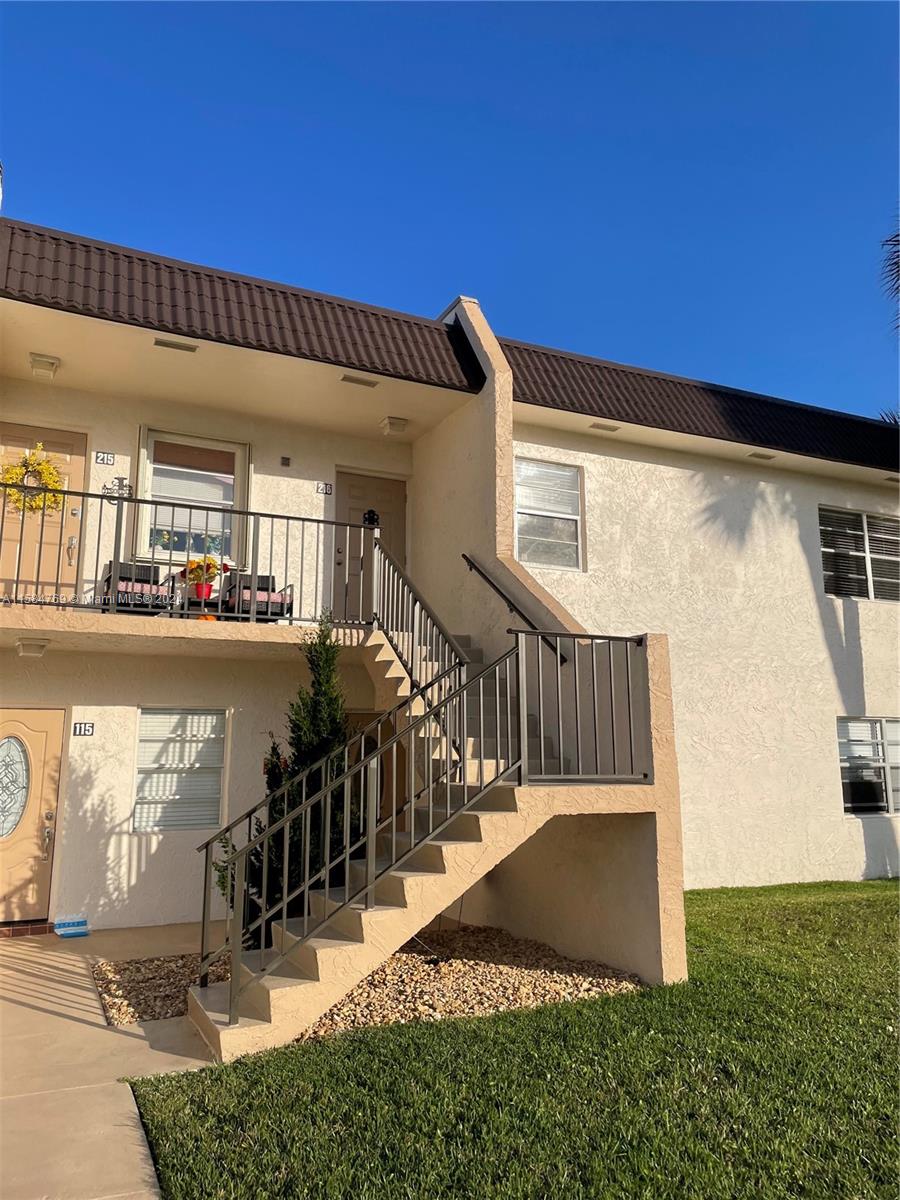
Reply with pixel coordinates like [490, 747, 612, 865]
[513, 422, 900, 888]
[3, 648, 379, 929]
[1, 374, 412, 614]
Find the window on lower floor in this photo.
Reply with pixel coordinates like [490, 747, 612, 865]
[515, 457, 583, 569]
[134, 709, 226, 831]
[837, 717, 899, 816]
[819, 507, 899, 601]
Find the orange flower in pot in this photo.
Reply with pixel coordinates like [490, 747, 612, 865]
[179, 557, 230, 600]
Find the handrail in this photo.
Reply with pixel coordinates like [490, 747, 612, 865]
[204, 645, 520, 1018]
[508, 626, 645, 645]
[0, 480, 379, 625]
[0, 481, 371, 531]
[196, 662, 461, 852]
[223, 649, 514, 863]
[376, 540, 469, 666]
[201, 625, 654, 1022]
[462, 553, 567, 662]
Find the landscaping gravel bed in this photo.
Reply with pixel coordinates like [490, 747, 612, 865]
[92, 954, 229, 1025]
[92, 924, 639, 1030]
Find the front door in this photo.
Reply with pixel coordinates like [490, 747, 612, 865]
[0, 423, 87, 603]
[333, 472, 407, 621]
[0, 710, 65, 923]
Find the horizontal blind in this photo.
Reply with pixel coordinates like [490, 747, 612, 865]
[134, 709, 225, 831]
[837, 716, 892, 815]
[515, 458, 581, 569]
[819, 508, 899, 601]
[866, 514, 900, 601]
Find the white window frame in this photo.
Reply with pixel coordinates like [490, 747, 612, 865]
[135, 428, 250, 564]
[819, 506, 899, 603]
[514, 456, 584, 571]
[133, 707, 230, 832]
[837, 716, 899, 817]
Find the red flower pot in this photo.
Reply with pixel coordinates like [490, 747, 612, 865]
[193, 582, 213, 600]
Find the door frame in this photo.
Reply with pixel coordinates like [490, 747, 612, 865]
[333, 466, 409, 559]
[0, 707, 66, 925]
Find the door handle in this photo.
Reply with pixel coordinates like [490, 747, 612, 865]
[66, 535, 78, 566]
[41, 826, 54, 862]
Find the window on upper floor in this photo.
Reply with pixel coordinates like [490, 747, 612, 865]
[514, 457, 583, 569]
[818, 507, 899, 602]
[837, 717, 899, 816]
[139, 430, 248, 560]
[134, 708, 227, 831]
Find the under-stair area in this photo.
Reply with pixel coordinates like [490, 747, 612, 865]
[188, 547, 662, 1061]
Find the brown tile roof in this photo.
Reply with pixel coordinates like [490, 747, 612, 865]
[0, 218, 485, 393]
[1, 217, 894, 474]
[501, 337, 899, 474]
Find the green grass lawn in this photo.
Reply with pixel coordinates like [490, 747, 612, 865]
[133, 881, 898, 1199]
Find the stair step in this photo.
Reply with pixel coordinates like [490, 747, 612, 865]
[188, 981, 272, 1052]
[280, 929, 363, 981]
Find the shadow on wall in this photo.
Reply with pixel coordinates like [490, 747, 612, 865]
[694, 471, 866, 715]
[58, 758, 164, 929]
[860, 818, 900, 879]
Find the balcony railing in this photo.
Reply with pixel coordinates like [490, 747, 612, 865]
[0, 482, 379, 625]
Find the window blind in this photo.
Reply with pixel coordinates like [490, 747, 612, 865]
[819, 508, 899, 601]
[515, 458, 582, 569]
[837, 716, 899, 815]
[134, 709, 225, 831]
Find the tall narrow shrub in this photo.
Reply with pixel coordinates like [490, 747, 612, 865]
[216, 614, 349, 910]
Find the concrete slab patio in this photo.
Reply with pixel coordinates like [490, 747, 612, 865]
[0, 924, 215, 1200]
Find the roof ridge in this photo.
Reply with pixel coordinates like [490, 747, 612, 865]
[0, 216, 448, 331]
[499, 334, 889, 429]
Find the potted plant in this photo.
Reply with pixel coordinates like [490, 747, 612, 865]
[178, 557, 230, 600]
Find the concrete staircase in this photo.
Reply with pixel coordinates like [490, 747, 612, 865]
[187, 618, 604, 1062]
[187, 629, 544, 1062]
[188, 777, 535, 1061]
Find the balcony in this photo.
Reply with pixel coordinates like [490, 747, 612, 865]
[0, 482, 402, 664]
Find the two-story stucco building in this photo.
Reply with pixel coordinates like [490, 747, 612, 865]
[0, 217, 896, 1056]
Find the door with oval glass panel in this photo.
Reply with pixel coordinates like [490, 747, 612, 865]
[0, 710, 65, 923]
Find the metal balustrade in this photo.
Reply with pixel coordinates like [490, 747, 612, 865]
[0, 482, 378, 624]
[199, 627, 653, 1025]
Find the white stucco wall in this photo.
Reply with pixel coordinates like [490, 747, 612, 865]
[6, 650, 375, 929]
[513, 423, 900, 888]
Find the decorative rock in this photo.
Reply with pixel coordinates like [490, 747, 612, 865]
[91, 925, 639, 1033]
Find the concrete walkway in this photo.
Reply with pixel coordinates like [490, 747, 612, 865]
[0, 924, 214, 1200]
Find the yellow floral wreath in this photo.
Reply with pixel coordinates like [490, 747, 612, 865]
[0, 444, 65, 513]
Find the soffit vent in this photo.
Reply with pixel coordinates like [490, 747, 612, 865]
[747, 451, 776, 461]
[589, 421, 620, 433]
[341, 373, 379, 388]
[153, 337, 198, 353]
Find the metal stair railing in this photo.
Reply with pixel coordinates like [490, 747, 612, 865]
[196, 662, 464, 987]
[198, 540, 469, 989]
[213, 648, 521, 1022]
[202, 628, 655, 1025]
[376, 540, 469, 689]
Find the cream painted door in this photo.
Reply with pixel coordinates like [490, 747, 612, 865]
[0, 710, 65, 923]
[333, 472, 407, 621]
[0, 423, 87, 602]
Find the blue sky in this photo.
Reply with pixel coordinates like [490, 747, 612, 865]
[0, 2, 896, 418]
